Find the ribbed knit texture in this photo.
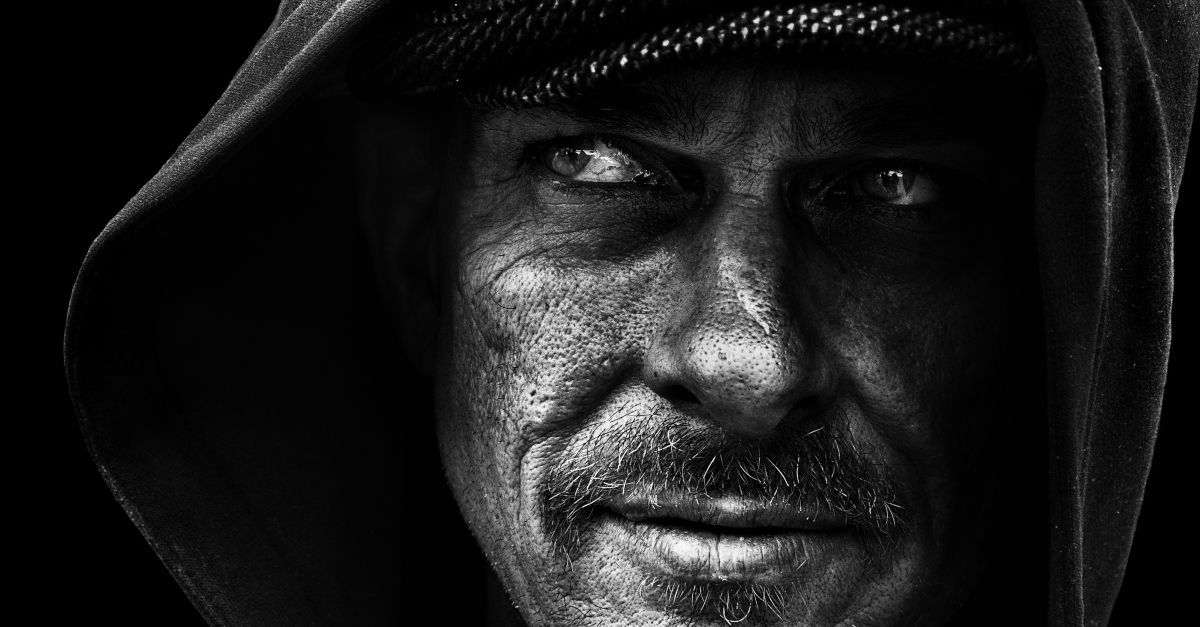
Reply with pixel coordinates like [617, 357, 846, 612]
[347, 0, 1039, 107]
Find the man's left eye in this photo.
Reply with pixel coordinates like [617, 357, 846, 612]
[540, 137, 664, 186]
[835, 163, 942, 205]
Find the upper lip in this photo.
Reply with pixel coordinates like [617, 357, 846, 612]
[606, 493, 850, 531]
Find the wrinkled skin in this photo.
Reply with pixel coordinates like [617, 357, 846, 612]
[364, 57, 1044, 626]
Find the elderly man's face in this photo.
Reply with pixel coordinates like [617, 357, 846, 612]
[423, 58, 1041, 626]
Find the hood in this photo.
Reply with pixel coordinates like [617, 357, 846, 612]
[64, 1, 1197, 625]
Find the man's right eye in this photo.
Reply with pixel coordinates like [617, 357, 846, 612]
[539, 137, 664, 186]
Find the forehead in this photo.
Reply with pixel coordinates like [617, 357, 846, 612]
[471, 56, 1040, 161]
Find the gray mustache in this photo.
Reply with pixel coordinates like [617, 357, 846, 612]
[541, 415, 910, 557]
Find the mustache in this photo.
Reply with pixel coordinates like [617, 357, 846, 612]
[541, 414, 910, 557]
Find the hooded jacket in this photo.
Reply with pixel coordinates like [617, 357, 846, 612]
[65, 1, 1198, 625]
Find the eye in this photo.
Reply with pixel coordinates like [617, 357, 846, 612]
[540, 136, 664, 186]
[833, 163, 942, 205]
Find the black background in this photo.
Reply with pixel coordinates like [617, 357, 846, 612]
[20, 2, 1191, 624]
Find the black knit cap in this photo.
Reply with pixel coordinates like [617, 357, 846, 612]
[346, 0, 1039, 108]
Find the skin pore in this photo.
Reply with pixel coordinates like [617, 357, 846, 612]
[362, 56, 1045, 626]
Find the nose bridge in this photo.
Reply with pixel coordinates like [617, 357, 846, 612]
[707, 195, 789, 339]
[648, 189, 820, 438]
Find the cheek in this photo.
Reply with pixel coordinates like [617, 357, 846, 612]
[823, 267, 1020, 535]
[454, 251, 663, 424]
[434, 240, 668, 554]
[812, 184, 1024, 444]
[831, 281, 994, 416]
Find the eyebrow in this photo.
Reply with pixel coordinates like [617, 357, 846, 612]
[543, 82, 719, 145]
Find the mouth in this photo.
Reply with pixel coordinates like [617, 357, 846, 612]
[608, 493, 851, 530]
[601, 494, 853, 584]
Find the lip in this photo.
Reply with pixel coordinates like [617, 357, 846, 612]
[600, 493, 853, 583]
[607, 493, 850, 530]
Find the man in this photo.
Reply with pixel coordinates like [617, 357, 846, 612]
[65, 1, 1196, 625]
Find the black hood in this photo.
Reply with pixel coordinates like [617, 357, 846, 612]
[64, 1, 1198, 625]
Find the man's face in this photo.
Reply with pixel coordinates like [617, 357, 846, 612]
[429, 58, 1041, 626]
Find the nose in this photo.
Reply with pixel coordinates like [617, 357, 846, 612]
[645, 193, 832, 438]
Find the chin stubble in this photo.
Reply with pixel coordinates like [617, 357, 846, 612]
[640, 575, 806, 625]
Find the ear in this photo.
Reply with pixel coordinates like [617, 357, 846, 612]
[355, 96, 458, 378]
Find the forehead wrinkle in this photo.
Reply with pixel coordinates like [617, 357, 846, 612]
[543, 80, 718, 145]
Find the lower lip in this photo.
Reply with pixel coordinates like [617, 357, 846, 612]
[598, 509, 853, 584]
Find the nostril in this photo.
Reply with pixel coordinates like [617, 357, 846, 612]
[657, 384, 700, 407]
[789, 394, 832, 422]
[794, 396, 817, 411]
